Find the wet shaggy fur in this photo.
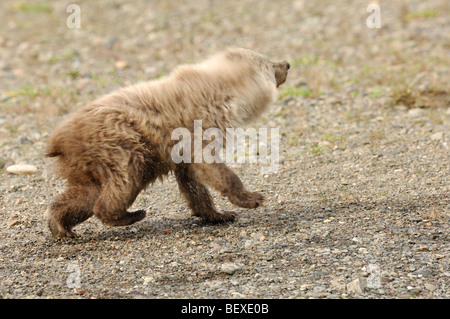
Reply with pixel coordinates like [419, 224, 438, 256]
[46, 48, 289, 238]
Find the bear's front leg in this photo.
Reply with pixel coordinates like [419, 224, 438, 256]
[175, 165, 237, 223]
[188, 163, 265, 209]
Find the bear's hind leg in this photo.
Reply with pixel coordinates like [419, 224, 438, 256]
[92, 182, 146, 227]
[47, 184, 99, 238]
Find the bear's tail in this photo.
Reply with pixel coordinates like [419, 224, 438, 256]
[45, 150, 62, 157]
[45, 139, 63, 158]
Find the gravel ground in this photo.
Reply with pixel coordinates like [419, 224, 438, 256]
[0, 0, 449, 299]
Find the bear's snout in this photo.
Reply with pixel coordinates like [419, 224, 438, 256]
[274, 60, 289, 87]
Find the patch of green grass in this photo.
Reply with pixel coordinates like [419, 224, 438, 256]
[14, 2, 52, 13]
[18, 84, 39, 97]
[91, 73, 110, 86]
[320, 132, 348, 150]
[6, 84, 38, 98]
[278, 85, 312, 99]
[405, 10, 438, 20]
[369, 88, 383, 99]
[363, 65, 375, 76]
[322, 59, 338, 70]
[321, 132, 346, 144]
[40, 86, 52, 96]
[291, 54, 319, 67]
[47, 55, 59, 64]
[348, 77, 360, 85]
[275, 106, 290, 117]
[66, 70, 80, 80]
[310, 143, 324, 154]
[5, 84, 52, 98]
[63, 49, 79, 60]
[156, 71, 167, 79]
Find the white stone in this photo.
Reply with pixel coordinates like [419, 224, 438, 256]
[430, 132, 443, 141]
[143, 276, 155, 285]
[424, 283, 438, 292]
[346, 278, 366, 294]
[220, 263, 243, 275]
[114, 60, 128, 70]
[407, 108, 425, 118]
[6, 164, 37, 175]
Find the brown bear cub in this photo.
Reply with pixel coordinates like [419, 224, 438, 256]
[46, 48, 289, 238]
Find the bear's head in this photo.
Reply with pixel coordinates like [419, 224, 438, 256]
[223, 48, 290, 88]
[193, 48, 290, 125]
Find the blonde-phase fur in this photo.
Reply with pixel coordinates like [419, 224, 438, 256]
[46, 48, 289, 238]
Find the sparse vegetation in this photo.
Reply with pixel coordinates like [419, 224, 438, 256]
[369, 88, 383, 99]
[278, 85, 312, 99]
[10, 2, 52, 13]
[404, 9, 439, 20]
[310, 143, 324, 154]
[390, 86, 449, 109]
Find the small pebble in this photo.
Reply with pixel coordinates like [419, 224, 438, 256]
[220, 263, 243, 275]
[114, 60, 128, 70]
[6, 164, 37, 175]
